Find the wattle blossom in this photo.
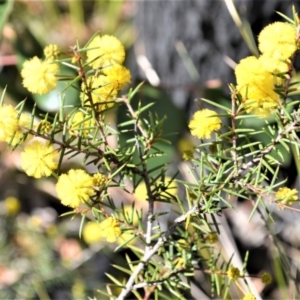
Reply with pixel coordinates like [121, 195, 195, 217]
[44, 44, 60, 61]
[83, 222, 102, 245]
[261, 272, 272, 285]
[275, 187, 298, 205]
[7, 113, 32, 146]
[102, 64, 131, 90]
[93, 173, 107, 187]
[227, 266, 240, 281]
[98, 217, 122, 243]
[259, 54, 289, 85]
[21, 141, 59, 178]
[259, 54, 289, 75]
[68, 111, 92, 137]
[134, 177, 178, 201]
[81, 75, 117, 112]
[56, 169, 94, 208]
[21, 57, 59, 95]
[4, 196, 21, 216]
[87, 35, 125, 69]
[83, 218, 122, 244]
[258, 22, 297, 60]
[189, 109, 221, 139]
[243, 294, 256, 300]
[235, 56, 279, 117]
[0, 105, 19, 142]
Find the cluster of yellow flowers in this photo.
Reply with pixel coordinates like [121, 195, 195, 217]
[21, 141, 59, 178]
[55, 170, 108, 208]
[235, 22, 297, 117]
[0, 104, 59, 179]
[187, 21, 299, 142]
[275, 186, 298, 205]
[15, 35, 131, 181]
[20, 35, 131, 113]
[134, 176, 178, 201]
[261, 272, 272, 285]
[21, 54, 59, 95]
[4, 196, 21, 216]
[188, 108, 222, 140]
[0, 35, 133, 243]
[82, 35, 131, 112]
[206, 233, 218, 244]
[226, 265, 240, 281]
[56, 169, 95, 208]
[83, 217, 122, 244]
[243, 293, 256, 300]
[68, 111, 92, 137]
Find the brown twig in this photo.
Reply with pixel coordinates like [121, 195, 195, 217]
[119, 96, 155, 253]
[231, 90, 238, 173]
[71, 45, 109, 146]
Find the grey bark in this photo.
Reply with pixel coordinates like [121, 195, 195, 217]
[133, 0, 297, 109]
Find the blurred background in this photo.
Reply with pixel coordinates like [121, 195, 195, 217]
[0, 0, 300, 299]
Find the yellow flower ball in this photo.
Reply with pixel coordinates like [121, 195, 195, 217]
[7, 113, 32, 146]
[134, 181, 147, 201]
[87, 35, 125, 69]
[81, 75, 117, 112]
[21, 141, 59, 178]
[72, 278, 85, 299]
[241, 86, 280, 117]
[176, 239, 189, 251]
[235, 56, 274, 87]
[259, 54, 289, 76]
[21, 56, 59, 95]
[134, 177, 178, 201]
[173, 257, 186, 269]
[243, 293, 256, 300]
[227, 266, 240, 281]
[98, 217, 122, 243]
[189, 109, 221, 139]
[275, 187, 298, 205]
[102, 64, 131, 91]
[93, 173, 107, 187]
[178, 137, 195, 161]
[68, 111, 92, 137]
[235, 56, 279, 117]
[0, 105, 19, 142]
[56, 169, 95, 208]
[37, 120, 52, 135]
[123, 205, 140, 226]
[206, 233, 218, 244]
[258, 22, 297, 60]
[182, 150, 193, 161]
[44, 44, 60, 61]
[117, 206, 139, 246]
[4, 196, 21, 215]
[160, 178, 178, 198]
[83, 222, 103, 245]
[261, 272, 272, 285]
